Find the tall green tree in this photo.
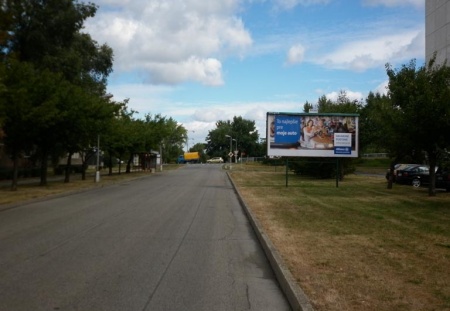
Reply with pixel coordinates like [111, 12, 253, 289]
[1, 0, 114, 186]
[303, 101, 313, 113]
[2, 61, 67, 190]
[360, 92, 389, 153]
[161, 118, 186, 163]
[318, 91, 362, 114]
[206, 120, 232, 160]
[386, 57, 450, 196]
[58, 89, 118, 182]
[361, 91, 423, 189]
[206, 116, 259, 161]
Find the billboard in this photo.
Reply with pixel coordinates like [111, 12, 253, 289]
[267, 112, 359, 157]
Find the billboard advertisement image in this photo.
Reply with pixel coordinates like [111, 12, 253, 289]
[267, 112, 359, 157]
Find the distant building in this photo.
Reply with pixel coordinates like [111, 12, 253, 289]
[426, 0, 450, 65]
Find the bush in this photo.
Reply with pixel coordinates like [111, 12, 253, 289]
[289, 157, 355, 179]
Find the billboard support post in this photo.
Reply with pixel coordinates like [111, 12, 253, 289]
[336, 158, 339, 188]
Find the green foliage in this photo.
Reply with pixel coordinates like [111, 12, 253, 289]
[385, 57, 450, 195]
[0, 0, 190, 185]
[0, 0, 114, 187]
[206, 116, 262, 161]
[303, 101, 313, 113]
[318, 91, 362, 114]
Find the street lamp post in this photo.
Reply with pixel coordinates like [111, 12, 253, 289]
[159, 143, 163, 172]
[186, 130, 195, 152]
[225, 134, 232, 169]
[232, 138, 238, 163]
[95, 134, 100, 182]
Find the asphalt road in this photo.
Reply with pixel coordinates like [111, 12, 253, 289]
[0, 164, 291, 311]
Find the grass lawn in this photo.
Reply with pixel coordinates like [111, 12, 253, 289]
[230, 164, 450, 311]
[0, 165, 182, 206]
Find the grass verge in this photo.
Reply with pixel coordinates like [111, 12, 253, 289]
[0, 165, 181, 206]
[230, 166, 450, 311]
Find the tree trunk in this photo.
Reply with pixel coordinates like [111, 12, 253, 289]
[39, 148, 48, 187]
[81, 162, 87, 180]
[10, 152, 19, 191]
[64, 153, 73, 183]
[108, 154, 113, 176]
[387, 160, 395, 189]
[126, 154, 133, 173]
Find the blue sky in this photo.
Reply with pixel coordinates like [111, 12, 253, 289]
[85, 0, 424, 145]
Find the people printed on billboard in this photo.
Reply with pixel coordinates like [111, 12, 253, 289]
[267, 113, 358, 157]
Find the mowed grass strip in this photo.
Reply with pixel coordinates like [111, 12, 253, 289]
[230, 168, 450, 311]
[0, 167, 182, 206]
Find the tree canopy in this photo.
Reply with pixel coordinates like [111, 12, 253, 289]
[206, 116, 262, 161]
[384, 57, 450, 195]
[0, 0, 187, 190]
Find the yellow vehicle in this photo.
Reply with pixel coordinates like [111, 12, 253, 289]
[177, 152, 200, 164]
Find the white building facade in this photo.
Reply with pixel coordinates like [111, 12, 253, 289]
[426, 0, 450, 65]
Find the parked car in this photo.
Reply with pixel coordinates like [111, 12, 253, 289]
[386, 163, 417, 182]
[395, 165, 450, 191]
[207, 157, 224, 163]
[436, 167, 450, 191]
[395, 165, 429, 187]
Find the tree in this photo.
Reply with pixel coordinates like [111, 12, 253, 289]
[1, 0, 114, 186]
[2, 61, 67, 190]
[318, 91, 362, 114]
[161, 118, 186, 163]
[361, 91, 423, 189]
[206, 116, 259, 162]
[303, 101, 313, 113]
[58, 89, 119, 182]
[359, 92, 389, 153]
[386, 57, 450, 196]
[206, 120, 232, 160]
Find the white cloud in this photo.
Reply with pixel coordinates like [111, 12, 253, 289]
[193, 108, 228, 122]
[325, 90, 364, 102]
[144, 57, 224, 86]
[374, 80, 389, 95]
[86, 0, 252, 85]
[286, 44, 306, 65]
[272, 0, 330, 10]
[362, 0, 424, 9]
[190, 100, 302, 141]
[313, 29, 424, 72]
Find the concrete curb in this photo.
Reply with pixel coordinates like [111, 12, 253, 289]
[227, 172, 315, 311]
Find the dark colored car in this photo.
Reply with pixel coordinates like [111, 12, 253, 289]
[395, 165, 430, 187]
[395, 165, 450, 191]
[436, 167, 450, 191]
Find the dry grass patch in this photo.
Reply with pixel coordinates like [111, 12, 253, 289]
[0, 165, 185, 207]
[231, 168, 450, 311]
[0, 170, 155, 206]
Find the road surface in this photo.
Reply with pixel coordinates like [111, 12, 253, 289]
[0, 164, 290, 311]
